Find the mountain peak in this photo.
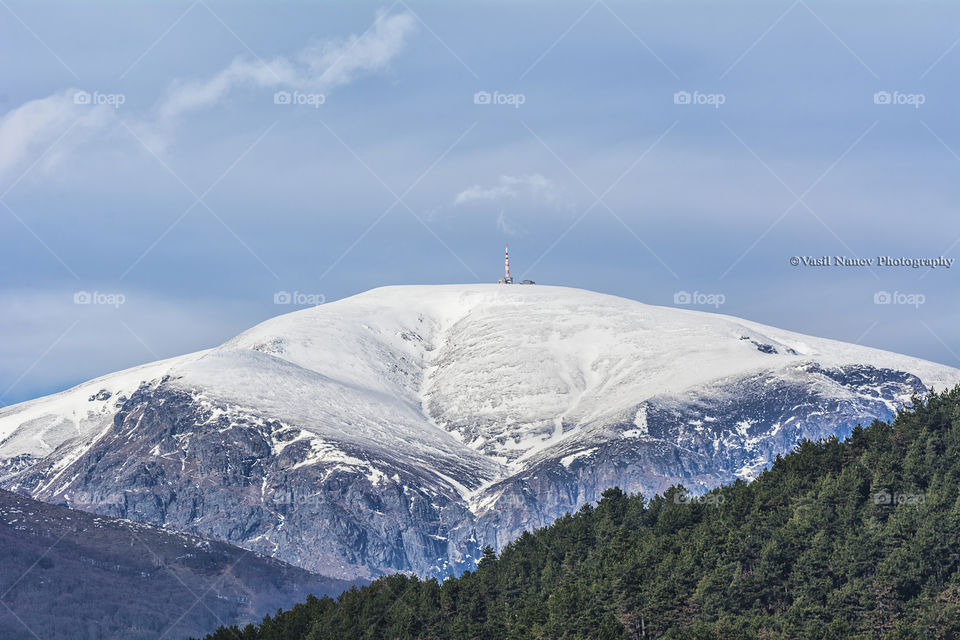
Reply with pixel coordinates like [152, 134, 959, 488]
[1, 284, 957, 578]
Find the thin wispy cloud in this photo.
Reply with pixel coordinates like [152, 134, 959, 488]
[0, 9, 416, 180]
[454, 174, 572, 211]
[495, 210, 519, 236]
[157, 9, 416, 121]
[0, 89, 113, 178]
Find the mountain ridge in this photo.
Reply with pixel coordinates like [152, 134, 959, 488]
[1, 284, 957, 578]
[0, 488, 356, 640]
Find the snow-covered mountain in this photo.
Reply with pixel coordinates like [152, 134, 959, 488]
[1, 284, 957, 579]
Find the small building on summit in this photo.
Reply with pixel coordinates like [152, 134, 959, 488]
[498, 244, 534, 284]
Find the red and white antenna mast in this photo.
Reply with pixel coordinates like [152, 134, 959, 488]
[504, 243, 511, 282]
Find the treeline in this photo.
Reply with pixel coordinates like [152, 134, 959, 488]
[194, 387, 960, 639]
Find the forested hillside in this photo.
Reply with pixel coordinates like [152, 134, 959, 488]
[196, 387, 960, 639]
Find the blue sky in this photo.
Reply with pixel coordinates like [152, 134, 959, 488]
[2, 0, 960, 405]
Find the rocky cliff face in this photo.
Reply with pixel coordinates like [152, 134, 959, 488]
[7, 362, 929, 579]
[468, 362, 927, 548]
[0, 285, 955, 579]
[11, 383, 478, 580]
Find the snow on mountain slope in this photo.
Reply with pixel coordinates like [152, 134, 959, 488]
[191, 284, 958, 463]
[419, 287, 952, 466]
[1, 284, 957, 578]
[170, 348, 500, 492]
[0, 354, 205, 477]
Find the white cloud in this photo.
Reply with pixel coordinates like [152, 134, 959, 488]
[299, 10, 418, 90]
[0, 89, 114, 178]
[157, 10, 416, 121]
[0, 10, 416, 179]
[495, 210, 520, 236]
[157, 57, 294, 121]
[454, 173, 571, 211]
